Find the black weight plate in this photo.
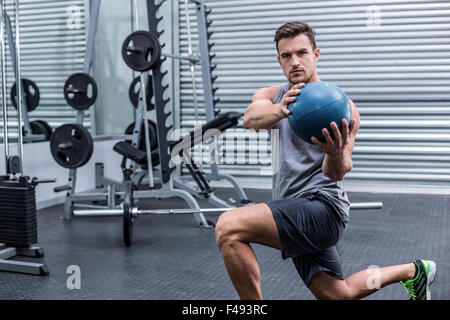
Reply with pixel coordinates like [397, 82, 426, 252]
[128, 76, 154, 109]
[122, 31, 161, 72]
[0, 195, 35, 203]
[123, 203, 133, 246]
[0, 216, 37, 225]
[0, 208, 36, 216]
[64, 73, 98, 110]
[0, 202, 36, 208]
[50, 123, 93, 169]
[0, 200, 36, 207]
[35, 120, 54, 139]
[0, 238, 37, 245]
[124, 120, 158, 151]
[0, 188, 35, 194]
[0, 203, 36, 210]
[0, 208, 36, 215]
[0, 231, 38, 240]
[0, 194, 36, 202]
[0, 184, 34, 191]
[0, 199, 36, 205]
[0, 191, 35, 198]
[10, 78, 40, 112]
[0, 229, 37, 238]
[0, 236, 38, 243]
[0, 241, 37, 248]
[0, 235, 38, 244]
[0, 207, 36, 215]
[0, 222, 37, 231]
[0, 227, 38, 236]
[0, 198, 35, 204]
[28, 120, 53, 141]
[0, 215, 37, 222]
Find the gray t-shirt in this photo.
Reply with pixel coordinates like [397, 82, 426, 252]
[271, 83, 350, 223]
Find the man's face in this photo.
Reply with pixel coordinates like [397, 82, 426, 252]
[277, 33, 320, 86]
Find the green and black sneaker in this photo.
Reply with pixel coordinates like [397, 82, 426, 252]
[400, 259, 437, 300]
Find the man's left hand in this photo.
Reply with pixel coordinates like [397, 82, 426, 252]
[311, 118, 356, 157]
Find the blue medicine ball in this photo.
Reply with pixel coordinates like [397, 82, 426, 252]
[287, 81, 352, 144]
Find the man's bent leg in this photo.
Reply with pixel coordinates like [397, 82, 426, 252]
[308, 263, 416, 300]
[215, 203, 283, 300]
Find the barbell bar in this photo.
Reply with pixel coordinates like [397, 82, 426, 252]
[73, 207, 230, 217]
[73, 201, 383, 218]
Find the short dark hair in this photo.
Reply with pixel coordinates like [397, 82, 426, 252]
[274, 21, 316, 52]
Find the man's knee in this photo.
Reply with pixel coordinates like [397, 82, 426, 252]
[215, 209, 241, 250]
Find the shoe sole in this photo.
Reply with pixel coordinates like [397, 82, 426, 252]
[426, 260, 437, 300]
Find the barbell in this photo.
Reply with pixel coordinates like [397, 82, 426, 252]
[73, 201, 382, 246]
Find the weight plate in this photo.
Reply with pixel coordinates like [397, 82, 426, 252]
[0, 215, 37, 224]
[63, 73, 98, 110]
[128, 76, 154, 109]
[0, 205, 36, 212]
[34, 120, 53, 140]
[0, 206, 36, 214]
[0, 236, 38, 244]
[50, 123, 94, 169]
[0, 189, 35, 197]
[123, 202, 133, 246]
[0, 193, 36, 200]
[0, 230, 38, 238]
[0, 198, 36, 206]
[28, 120, 53, 141]
[0, 227, 38, 236]
[125, 120, 158, 152]
[122, 31, 161, 72]
[0, 198, 36, 205]
[10, 78, 40, 112]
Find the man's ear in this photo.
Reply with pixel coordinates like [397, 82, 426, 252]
[314, 48, 320, 62]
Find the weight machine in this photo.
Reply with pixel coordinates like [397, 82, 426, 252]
[0, 0, 53, 276]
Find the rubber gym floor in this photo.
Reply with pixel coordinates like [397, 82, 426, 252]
[0, 188, 448, 300]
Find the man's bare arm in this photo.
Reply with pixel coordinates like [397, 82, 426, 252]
[243, 83, 305, 131]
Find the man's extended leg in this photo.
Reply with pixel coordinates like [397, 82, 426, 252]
[215, 204, 283, 300]
[308, 260, 436, 300]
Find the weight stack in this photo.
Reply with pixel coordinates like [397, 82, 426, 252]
[0, 176, 38, 247]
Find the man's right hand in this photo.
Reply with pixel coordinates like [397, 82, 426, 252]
[277, 82, 306, 119]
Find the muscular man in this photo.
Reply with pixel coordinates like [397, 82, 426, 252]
[215, 21, 436, 300]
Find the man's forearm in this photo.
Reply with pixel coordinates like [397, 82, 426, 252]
[322, 152, 353, 181]
[243, 101, 283, 131]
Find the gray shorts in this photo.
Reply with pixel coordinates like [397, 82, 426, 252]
[266, 195, 347, 287]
